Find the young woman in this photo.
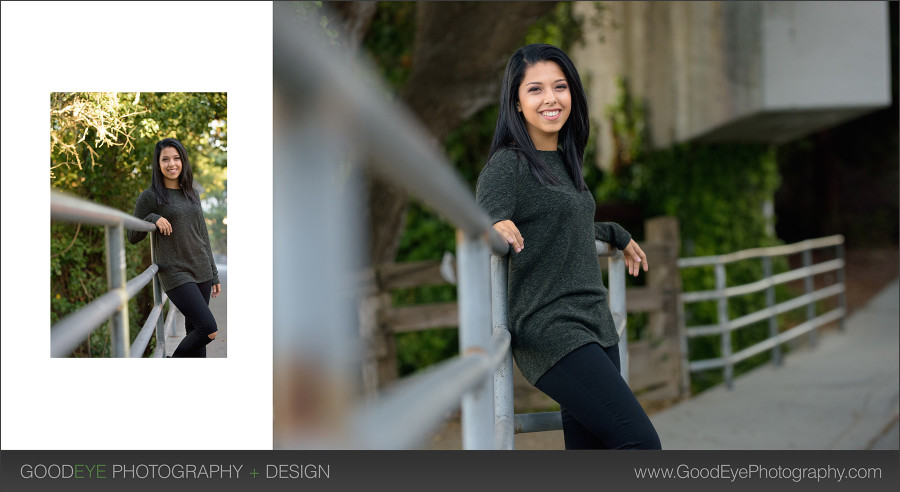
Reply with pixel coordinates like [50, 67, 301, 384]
[475, 44, 661, 449]
[128, 137, 221, 358]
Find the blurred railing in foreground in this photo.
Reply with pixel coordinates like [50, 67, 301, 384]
[273, 9, 627, 449]
[678, 235, 847, 390]
[50, 190, 177, 358]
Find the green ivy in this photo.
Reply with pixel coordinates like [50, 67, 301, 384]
[362, 2, 417, 92]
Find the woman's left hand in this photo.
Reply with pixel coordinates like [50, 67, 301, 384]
[623, 239, 649, 277]
[212, 283, 222, 298]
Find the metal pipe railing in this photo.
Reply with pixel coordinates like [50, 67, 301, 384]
[352, 328, 510, 449]
[130, 293, 168, 358]
[150, 229, 167, 352]
[273, 10, 509, 257]
[457, 231, 494, 449]
[155, 306, 180, 359]
[491, 254, 514, 450]
[52, 190, 157, 231]
[51, 190, 172, 357]
[515, 412, 563, 434]
[677, 235, 847, 389]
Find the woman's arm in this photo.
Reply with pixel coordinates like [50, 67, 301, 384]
[593, 222, 648, 276]
[127, 190, 163, 244]
[593, 222, 631, 250]
[476, 150, 520, 253]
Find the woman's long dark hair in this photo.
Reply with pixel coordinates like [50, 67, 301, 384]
[488, 44, 590, 192]
[151, 137, 200, 206]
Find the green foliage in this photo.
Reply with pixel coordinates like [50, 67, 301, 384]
[50, 92, 226, 357]
[525, 2, 584, 52]
[603, 77, 648, 175]
[363, 2, 417, 92]
[396, 328, 460, 377]
[632, 143, 780, 256]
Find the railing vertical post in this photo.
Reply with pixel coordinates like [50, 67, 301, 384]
[457, 230, 493, 450]
[608, 253, 628, 383]
[273, 103, 363, 447]
[715, 261, 733, 389]
[105, 223, 129, 358]
[150, 231, 166, 356]
[491, 254, 513, 450]
[762, 256, 781, 366]
[802, 248, 817, 346]
[836, 240, 847, 332]
[677, 293, 692, 396]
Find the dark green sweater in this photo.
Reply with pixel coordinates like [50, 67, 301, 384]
[127, 188, 219, 293]
[475, 149, 631, 385]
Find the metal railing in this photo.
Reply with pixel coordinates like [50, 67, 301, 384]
[273, 9, 628, 450]
[50, 190, 176, 358]
[677, 235, 847, 389]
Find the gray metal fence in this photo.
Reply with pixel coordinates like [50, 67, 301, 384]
[677, 235, 847, 389]
[273, 10, 628, 450]
[50, 190, 176, 358]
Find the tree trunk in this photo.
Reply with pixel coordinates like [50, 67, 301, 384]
[330, 1, 377, 52]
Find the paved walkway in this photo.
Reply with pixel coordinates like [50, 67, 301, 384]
[651, 278, 899, 450]
[164, 261, 227, 358]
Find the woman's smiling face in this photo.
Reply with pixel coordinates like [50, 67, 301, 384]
[517, 60, 571, 150]
[159, 146, 182, 186]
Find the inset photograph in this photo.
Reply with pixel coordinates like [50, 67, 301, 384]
[50, 92, 227, 358]
[273, 1, 897, 451]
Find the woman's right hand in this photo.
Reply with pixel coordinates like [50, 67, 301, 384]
[155, 217, 173, 235]
[493, 220, 524, 253]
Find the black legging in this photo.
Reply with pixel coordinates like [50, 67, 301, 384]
[535, 342, 662, 449]
[166, 280, 217, 358]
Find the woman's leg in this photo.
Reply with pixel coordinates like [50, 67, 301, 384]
[181, 280, 212, 357]
[182, 320, 206, 358]
[535, 343, 661, 450]
[167, 281, 217, 358]
[556, 343, 623, 448]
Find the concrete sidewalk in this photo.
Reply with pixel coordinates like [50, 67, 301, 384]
[651, 279, 899, 450]
[164, 263, 227, 358]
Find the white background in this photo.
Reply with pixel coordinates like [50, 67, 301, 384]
[1, 2, 273, 450]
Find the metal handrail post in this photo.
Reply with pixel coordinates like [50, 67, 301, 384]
[458, 230, 494, 449]
[150, 231, 166, 357]
[677, 289, 692, 396]
[762, 256, 782, 366]
[607, 252, 628, 383]
[802, 249, 817, 346]
[491, 254, 514, 450]
[105, 223, 129, 357]
[835, 241, 847, 331]
[715, 261, 733, 389]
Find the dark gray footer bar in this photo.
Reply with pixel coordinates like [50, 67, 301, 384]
[2, 450, 898, 492]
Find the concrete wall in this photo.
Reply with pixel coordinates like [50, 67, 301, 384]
[572, 1, 891, 170]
